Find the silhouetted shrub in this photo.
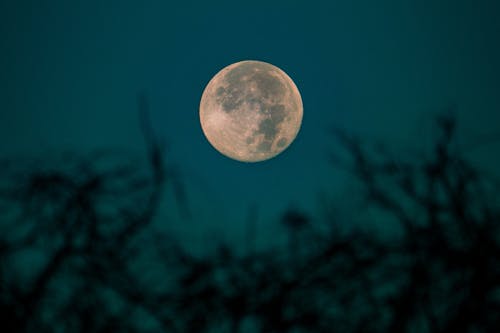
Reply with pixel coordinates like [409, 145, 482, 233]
[0, 111, 498, 333]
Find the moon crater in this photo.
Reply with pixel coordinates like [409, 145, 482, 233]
[200, 60, 303, 162]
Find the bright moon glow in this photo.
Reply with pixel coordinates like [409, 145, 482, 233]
[199, 60, 303, 162]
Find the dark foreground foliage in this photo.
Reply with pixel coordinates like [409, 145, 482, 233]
[0, 109, 499, 332]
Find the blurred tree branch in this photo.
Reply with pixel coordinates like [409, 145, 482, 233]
[0, 111, 498, 333]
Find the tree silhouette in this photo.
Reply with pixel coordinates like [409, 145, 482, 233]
[0, 109, 499, 332]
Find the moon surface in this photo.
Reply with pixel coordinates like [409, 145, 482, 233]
[200, 60, 303, 162]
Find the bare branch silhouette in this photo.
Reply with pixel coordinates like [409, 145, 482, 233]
[0, 112, 498, 332]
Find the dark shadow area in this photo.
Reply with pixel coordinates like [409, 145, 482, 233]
[1, 102, 499, 332]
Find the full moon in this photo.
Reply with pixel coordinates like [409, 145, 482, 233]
[199, 60, 303, 162]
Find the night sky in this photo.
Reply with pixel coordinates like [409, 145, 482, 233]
[1, 0, 499, 252]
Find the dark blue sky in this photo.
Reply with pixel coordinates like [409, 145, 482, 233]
[1, 0, 499, 251]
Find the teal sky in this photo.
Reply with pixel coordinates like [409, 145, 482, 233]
[1, 0, 499, 251]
